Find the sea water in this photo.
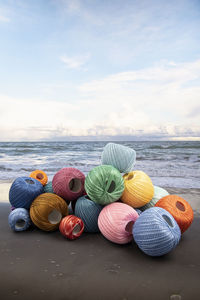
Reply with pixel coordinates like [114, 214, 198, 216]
[0, 141, 199, 188]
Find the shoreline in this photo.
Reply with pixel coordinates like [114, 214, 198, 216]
[1, 181, 200, 213]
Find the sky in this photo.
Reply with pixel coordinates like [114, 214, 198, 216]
[0, 0, 200, 141]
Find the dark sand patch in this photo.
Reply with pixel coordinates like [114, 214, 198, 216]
[0, 203, 200, 300]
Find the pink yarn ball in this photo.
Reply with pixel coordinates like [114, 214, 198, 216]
[52, 168, 85, 202]
[98, 202, 139, 244]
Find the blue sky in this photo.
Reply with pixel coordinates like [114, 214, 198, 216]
[0, 0, 200, 141]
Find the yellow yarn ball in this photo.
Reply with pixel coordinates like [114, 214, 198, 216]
[30, 193, 68, 231]
[121, 170, 154, 208]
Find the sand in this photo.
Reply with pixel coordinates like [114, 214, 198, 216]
[0, 183, 200, 300]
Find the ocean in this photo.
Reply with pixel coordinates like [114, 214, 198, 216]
[0, 141, 199, 188]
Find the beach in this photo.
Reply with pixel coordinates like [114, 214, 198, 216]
[0, 182, 200, 300]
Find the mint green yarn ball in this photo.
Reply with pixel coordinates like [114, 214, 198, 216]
[101, 142, 136, 173]
[140, 186, 169, 211]
[85, 165, 124, 205]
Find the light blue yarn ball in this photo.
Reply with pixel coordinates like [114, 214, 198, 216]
[133, 207, 181, 256]
[140, 186, 169, 211]
[9, 177, 44, 209]
[101, 143, 136, 173]
[75, 195, 103, 232]
[8, 208, 31, 232]
[44, 181, 54, 193]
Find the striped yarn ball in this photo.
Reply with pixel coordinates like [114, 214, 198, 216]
[85, 165, 124, 205]
[101, 142, 136, 173]
[59, 215, 84, 240]
[121, 170, 154, 208]
[30, 193, 68, 231]
[52, 168, 85, 202]
[44, 181, 54, 193]
[133, 207, 181, 256]
[8, 208, 31, 232]
[9, 177, 44, 209]
[140, 186, 169, 211]
[30, 170, 48, 186]
[155, 195, 193, 233]
[98, 202, 139, 244]
[75, 195, 103, 232]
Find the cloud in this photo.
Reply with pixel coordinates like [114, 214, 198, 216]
[0, 14, 10, 22]
[60, 54, 90, 69]
[1, 59, 200, 141]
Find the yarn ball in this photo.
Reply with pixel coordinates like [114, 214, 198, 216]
[59, 215, 84, 240]
[155, 195, 193, 233]
[98, 202, 139, 244]
[121, 170, 154, 208]
[30, 193, 68, 231]
[30, 170, 48, 186]
[8, 208, 31, 232]
[101, 142, 136, 173]
[44, 181, 54, 193]
[9, 177, 44, 209]
[140, 186, 169, 211]
[74, 195, 103, 232]
[85, 165, 124, 205]
[135, 208, 142, 215]
[133, 207, 181, 256]
[52, 168, 85, 202]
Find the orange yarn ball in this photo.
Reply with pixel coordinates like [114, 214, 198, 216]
[155, 195, 193, 233]
[30, 193, 68, 231]
[121, 170, 154, 208]
[30, 170, 48, 186]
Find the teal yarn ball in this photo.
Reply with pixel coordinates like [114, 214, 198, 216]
[75, 195, 103, 232]
[101, 143, 136, 173]
[140, 186, 169, 211]
[44, 181, 54, 193]
[85, 165, 124, 205]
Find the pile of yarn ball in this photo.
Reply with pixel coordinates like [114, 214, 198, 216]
[8, 142, 194, 257]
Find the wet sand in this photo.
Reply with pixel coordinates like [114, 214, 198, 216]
[0, 184, 200, 300]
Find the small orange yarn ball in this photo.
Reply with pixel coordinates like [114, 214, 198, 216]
[155, 195, 193, 233]
[30, 193, 68, 231]
[30, 170, 48, 186]
[121, 170, 154, 208]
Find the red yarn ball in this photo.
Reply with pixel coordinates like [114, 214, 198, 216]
[59, 215, 84, 240]
[52, 168, 85, 202]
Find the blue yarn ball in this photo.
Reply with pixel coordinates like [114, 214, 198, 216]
[44, 181, 54, 193]
[8, 208, 31, 231]
[9, 177, 44, 209]
[75, 195, 103, 232]
[133, 207, 181, 256]
[101, 143, 136, 173]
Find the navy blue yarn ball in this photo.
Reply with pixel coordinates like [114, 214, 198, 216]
[133, 207, 181, 256]
[9, 177, 43, 209]
[75, 195, 103, 232]
[8, 208, 31, 231]
[135, 208, 142, 215]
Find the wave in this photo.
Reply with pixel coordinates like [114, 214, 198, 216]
[149, 144, 200, 150]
